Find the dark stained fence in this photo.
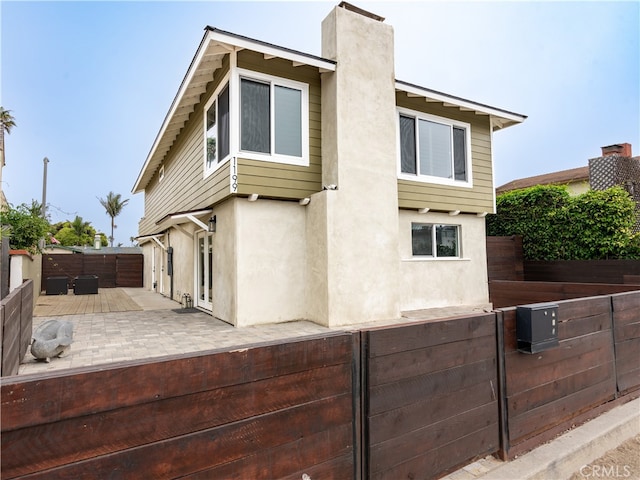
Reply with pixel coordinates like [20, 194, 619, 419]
[612, 291, 640, 394]
[1, 333, 355, 479]
[0, 280, 33, 377]
[489, 280, 640, 309]
[363, 313, 500, 479]
[42, 254, 143, 289]
[499, 296, 618, 457]
[525, 260, 640, 284]
[83, 255, 117, 288]
[486, 236, 524, 281]
[41, 254, 82, 288]
[116, 255, 144, 287]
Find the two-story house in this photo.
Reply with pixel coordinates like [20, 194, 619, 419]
[132, 2, 526, 327]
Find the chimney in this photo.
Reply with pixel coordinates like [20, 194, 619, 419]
[601, 143, 632, 157]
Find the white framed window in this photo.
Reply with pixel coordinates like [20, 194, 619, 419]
[159, 165, 165, 183]
[411, 223, 461, 258]
[237, 68, 309, 166]
[398, 108, 472, 187]
[204, 79, 231, 175]
[203, 69, 309, 176]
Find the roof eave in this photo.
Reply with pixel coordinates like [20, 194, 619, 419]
[132, 29, 336, 195]
[395, 80, 527, 130]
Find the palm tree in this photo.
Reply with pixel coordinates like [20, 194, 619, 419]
[71, 215, 92, 244]
[98, 191, 129, 247]
[0, 107, 16, 163]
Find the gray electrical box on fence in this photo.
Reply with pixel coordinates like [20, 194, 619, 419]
[516, 303, 559, 354]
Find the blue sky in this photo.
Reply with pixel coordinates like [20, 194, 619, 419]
[2, 1, 639, 245]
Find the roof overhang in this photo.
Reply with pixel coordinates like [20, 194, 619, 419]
[395, 80, 527, 131]
[155, 208, 213, 230]
[132, 28, 336, 194]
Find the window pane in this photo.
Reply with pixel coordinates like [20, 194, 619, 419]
[453, 127, 467, 181]
[400, 115, 416, 174]
[419, 119, 452, 179]
[411, 223, 433, 256]
[436, 225, 459, 257]
[218, 84, 230, 161]
[206, 101, 217, 167]
[241, 79, 270, 153]
[275, 85, 302, 157]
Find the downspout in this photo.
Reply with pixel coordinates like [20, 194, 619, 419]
[167, 230, 174, 301]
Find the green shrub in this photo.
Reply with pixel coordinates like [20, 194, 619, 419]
[487, 185, 637, 260]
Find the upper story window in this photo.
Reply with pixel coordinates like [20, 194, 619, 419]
[205, 83, 230, 172]
[204, 69, 309, 176]
[398, 109, 472, 187]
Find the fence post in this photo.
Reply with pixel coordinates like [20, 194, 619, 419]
[495, 310, 510, 460]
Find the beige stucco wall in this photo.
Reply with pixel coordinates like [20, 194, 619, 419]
[167, 225, 196, 304]
[234, 198, 307, 327]
[9, 252, 41, 309]
[211, 199, 237, 325]
[308, 6, 401, 327]
[398, 211, 491, 311]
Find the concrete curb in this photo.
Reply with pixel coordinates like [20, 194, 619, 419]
[475, 397, 640, 480]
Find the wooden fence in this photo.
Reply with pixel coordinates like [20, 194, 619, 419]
[42, 254, 143, 289]
[612, 291, 640, 394]
[489, 280, 640, 309]
[1, 333, 356, 479]
[499, 296, 618, 457]
[486, 235, 640, 285]
[0, 280, 33, 377]
[2, 291, 639, 479]
[487, 236, 524, 282]
[362, 314, 500, 479]
[525, 260, 640, 284]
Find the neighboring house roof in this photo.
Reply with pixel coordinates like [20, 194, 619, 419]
[45, 245, 142, 255]
[496, 166, 589, 194]
[132, 26, 527, 195]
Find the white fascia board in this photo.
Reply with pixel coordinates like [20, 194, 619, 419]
[208, 29, 337, 72]
[395, 80, 527, 128]
[132, 30, 215, 194]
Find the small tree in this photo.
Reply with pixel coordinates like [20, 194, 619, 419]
[98, 191, 129, 247]
[0, 202, 50, 254]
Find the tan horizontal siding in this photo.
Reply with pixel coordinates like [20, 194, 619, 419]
[396, 92, 495, 214]
[236, 159, 321, 198]
[235, 50, 323, 200]
[139, 57, 232, 236]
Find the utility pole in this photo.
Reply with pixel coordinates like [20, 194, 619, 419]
[41, 157, 49, 218]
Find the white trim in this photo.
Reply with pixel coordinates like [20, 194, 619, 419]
[490, 117, 497, 213]
[397, 107, 473, 188]
[236, 68, 310, 167]
[411, 222, 462, 259]
[396, 80, 526, 127]
[203, 73, 232, 178]
[159, 165, 164, 183]
[208, 29, 336, 72]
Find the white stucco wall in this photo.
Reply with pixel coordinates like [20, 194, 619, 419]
[167, 225, 195, 304]
[398, 210, 491, 311]
[311, 6, 401, 327]
[234, 198, 307, 327]
[211, 199, 237, 325]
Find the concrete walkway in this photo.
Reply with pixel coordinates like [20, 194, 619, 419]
[21, 289, 330, 375]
